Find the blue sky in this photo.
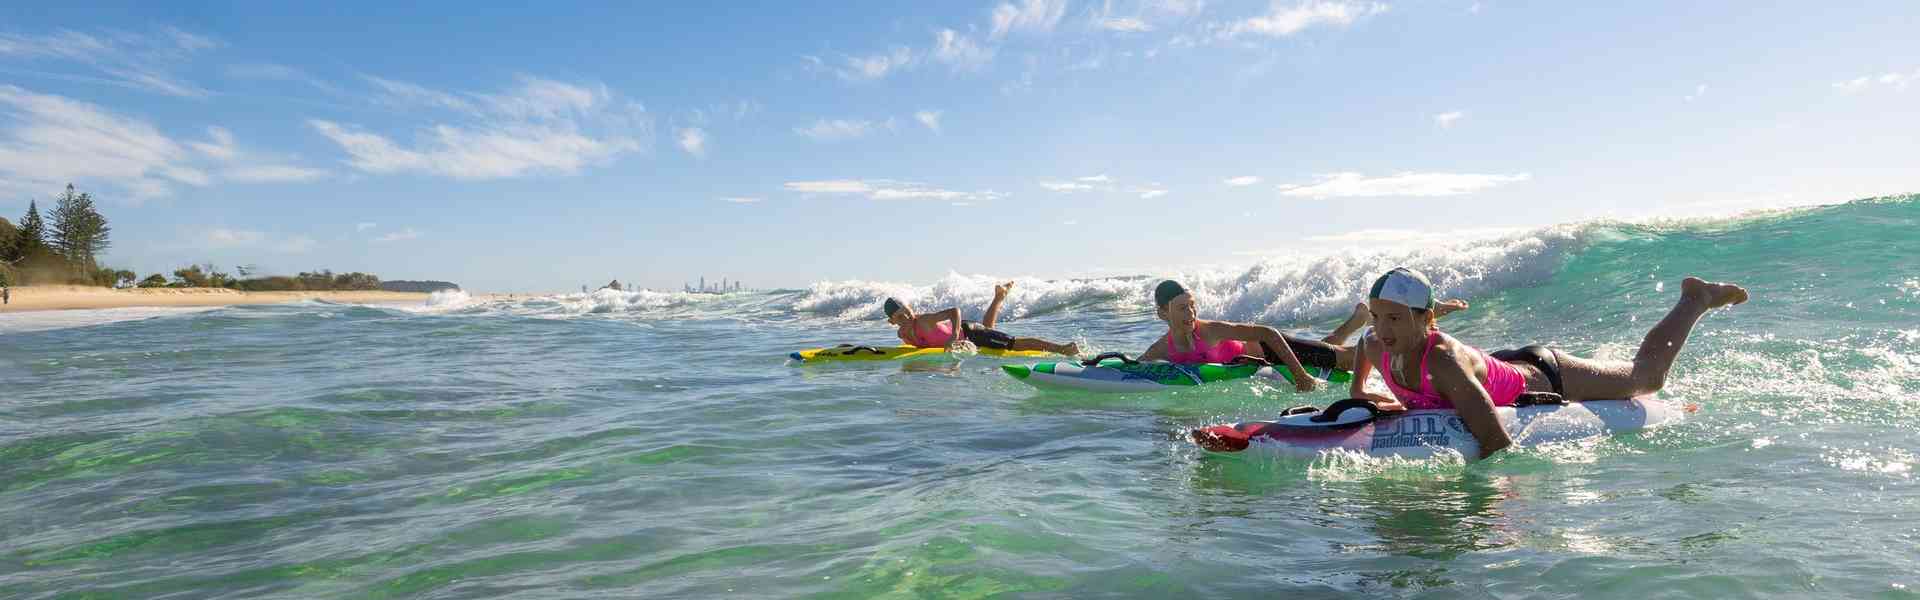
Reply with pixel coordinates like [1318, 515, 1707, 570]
[1, 1, 1915, 292]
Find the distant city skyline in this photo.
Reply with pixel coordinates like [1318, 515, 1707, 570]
[2, 3, 1916, 292]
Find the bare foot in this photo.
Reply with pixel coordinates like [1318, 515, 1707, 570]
[994, 281, 1014, 298]
[1434, 298, 1469, 318]
[1681, 277, 1749, 309]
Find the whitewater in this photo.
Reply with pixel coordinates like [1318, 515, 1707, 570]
[1, 196, 1916, 598]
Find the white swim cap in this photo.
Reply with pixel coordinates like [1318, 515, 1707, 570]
[1368, 267, 1434, 311]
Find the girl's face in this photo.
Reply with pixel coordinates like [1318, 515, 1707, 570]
[887, 307, 914, 326]
[1157, 293, 1198, 331]
[1366, 298, 1431, 353]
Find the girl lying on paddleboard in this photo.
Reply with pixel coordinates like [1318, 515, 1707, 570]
[882, 282, 1080, 356]
[1353, 267, 1747, 458]
[1137, 280, 1468, 393]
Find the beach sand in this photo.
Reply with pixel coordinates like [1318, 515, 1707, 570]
[0, 285, 432, 312]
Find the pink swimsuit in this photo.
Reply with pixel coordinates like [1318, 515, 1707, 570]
[1379, 331, 1525, 409]
[1164, 327, 1246, 365]
[908, 321, 956, 347]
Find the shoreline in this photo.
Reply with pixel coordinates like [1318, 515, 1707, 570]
[0, 285, 435, 313]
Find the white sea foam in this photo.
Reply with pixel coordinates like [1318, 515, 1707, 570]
[780, 223, 1584, 326]
[0, 306, 222, 334]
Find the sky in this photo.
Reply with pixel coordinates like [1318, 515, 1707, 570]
[0, 1, 1916, 293]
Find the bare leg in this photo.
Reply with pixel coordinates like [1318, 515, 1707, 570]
[1010, 337, 1078, 356]
[1433, 298, 1469, 319]
[1559, 277, 1748, 400]
[982, 281, 1012, 329]
[1322, 303, 1371, 345]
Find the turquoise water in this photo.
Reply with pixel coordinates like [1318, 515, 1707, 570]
[2, 197, 1917, 598]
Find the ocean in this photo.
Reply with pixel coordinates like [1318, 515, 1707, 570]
[2, 196, 1916, 598]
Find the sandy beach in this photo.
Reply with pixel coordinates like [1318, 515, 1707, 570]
[0, 285, 432, 312]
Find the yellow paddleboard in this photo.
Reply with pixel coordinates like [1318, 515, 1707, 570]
[789, 344, 1055, 363]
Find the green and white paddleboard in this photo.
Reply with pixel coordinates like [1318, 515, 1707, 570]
[1002, 358, 1350, 392]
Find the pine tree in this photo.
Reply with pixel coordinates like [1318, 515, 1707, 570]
[17, 200, 47, 259]
[50, 184, 111, 268]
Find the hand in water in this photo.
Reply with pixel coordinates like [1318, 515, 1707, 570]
[1293, 376, 1318, 393]
[947, 340, 979, 355]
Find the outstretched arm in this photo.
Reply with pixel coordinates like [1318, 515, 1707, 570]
[1349, 336, 1403, 410]
[1206, 322, 1316, 392]
[1427, 339, 1512, 459]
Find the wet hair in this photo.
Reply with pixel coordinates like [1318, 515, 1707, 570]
[1153, 280, 1189, 308]
[882, 297, 906, 319]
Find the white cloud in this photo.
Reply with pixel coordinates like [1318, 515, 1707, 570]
[1434, 111, 1465, 127]
[1221, 1, 1389, 38]
[784, 179, 1002, 202]
[1276, 171, 1529, 198]
[1224, 175, 1262, 186]
[837, 46, 916, 81]
[1099, 17, 1155, 32]
[226, 62, 341, 95]
[1041, 174, 1145, 194]
[225, 165, 328, 183]
[1041, 181, 1097, 192]
[677, 127, 707, 158]
[1154, 0, 1207, 15]
[1139, 189, 1169, 199]
[190, 126, 237, 159]
[719, 196, 762, 204]
[356, 222, 378, 232]
[932, 29, 995, 71]
[374, 228, 421, 242]
[309, 77, 648, 180]
[915, 110, 943, 133]
[1062, 219, 1079, 225]
[0, 91, 326, 197]
[992, 0, 1071, 39]
[1683, 84, 1707, 102]
[794, 118, 878, 142]
[1834, 68, 1918, 92]
[0, 28, 217, 98]
[0, 85, 203, 199]
[364, 76, 480, 114]
[785, 180, 873, 194]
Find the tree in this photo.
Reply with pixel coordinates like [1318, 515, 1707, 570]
[139, 273, 168, 288]
[173, 265, 209, 287]
[115, 269, 137, 288]
[0, 216, 16, 263]
[15, 201, 47, 260]
[50, 184, 111, 268]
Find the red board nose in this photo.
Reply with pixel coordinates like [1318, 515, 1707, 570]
[1190, 425, 1250, 452]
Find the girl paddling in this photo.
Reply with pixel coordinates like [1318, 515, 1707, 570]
[1353, 267, 1747, 458]
[1138, 280, 1468, 389]
[883, 281, 1079, 356]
